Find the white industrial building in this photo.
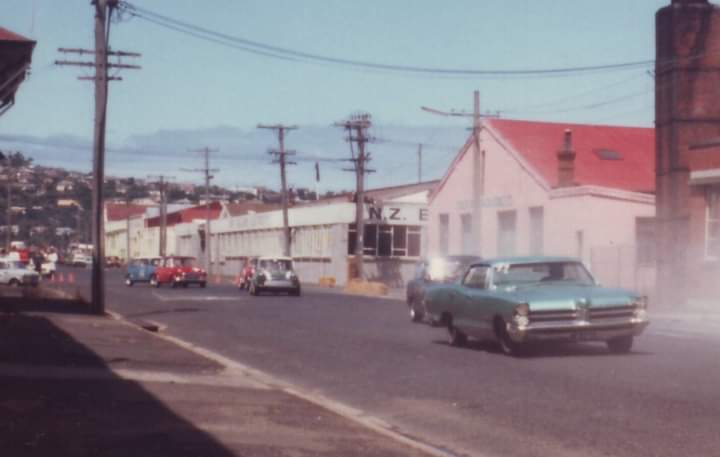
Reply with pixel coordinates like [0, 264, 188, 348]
[174, 181, 437, 286]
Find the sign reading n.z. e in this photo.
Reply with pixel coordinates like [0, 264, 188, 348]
[366, 206, 428, 225]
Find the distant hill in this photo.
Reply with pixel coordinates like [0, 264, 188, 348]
[0, 124, 468, 192]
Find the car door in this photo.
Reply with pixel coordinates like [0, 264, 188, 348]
[0, 261, 8, 284]
[455, 265, 493, 339]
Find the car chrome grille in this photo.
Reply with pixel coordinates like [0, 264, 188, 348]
[529, 310, 577, 322]
[530, 305, 635, 323]
[589, 305, 635, 320]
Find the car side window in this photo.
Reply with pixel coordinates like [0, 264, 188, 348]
[463, 266, 489, 289]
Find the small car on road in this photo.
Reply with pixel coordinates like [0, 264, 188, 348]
[406, 255, 482, 323]
[125, 257, 161, 286]
[0, 259, 39, 287]
[248, 256, 300, 296]
[424, 256, 649, 356]
[152, 256, 207, 288]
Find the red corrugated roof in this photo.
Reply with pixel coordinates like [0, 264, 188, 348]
[487, 119, 655, 193]
[105, 203, 149, 221]
[0, 27, 33, 43]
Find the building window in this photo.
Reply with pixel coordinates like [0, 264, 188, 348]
[378, 225, 392, 256]
[460, 213, 473, 254]
[636, 217, 656, 265]
[439, 213, 449, 255]
[529, 206, 544, 255]
[364, 224, 377, 255]
[707, 188, 720, 259]
[497, 210, 516, 256]
[348, 224, 422, 258]
[392, 226, 407, 256]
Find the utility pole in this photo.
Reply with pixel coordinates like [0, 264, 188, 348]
[1, 168, 18, 252]
[417, 143, 423, 183]
[258, 124, 298, 257]
[124, 192, 131, 261]
[148, 175, 175, 257]
[54, 0, 141, 315]
[421, 90, 494, 257]
[335, 113, 374, 280]
[183, 148, 218, 275]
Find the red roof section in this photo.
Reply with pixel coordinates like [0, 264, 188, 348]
[146, 202, 223, 228]
[105, 203, 149, 221]
[487, 119, 655, 193]
[225, 201, 278, 217]
[0, 27, 34, 43]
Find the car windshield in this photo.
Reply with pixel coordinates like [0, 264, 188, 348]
[260, 259, 292, 272]
[166, 257, 197, 268]
[492, 261, 595, 287]
[5, 261, 25, 270]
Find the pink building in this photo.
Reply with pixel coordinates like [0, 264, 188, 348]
[428, 118, 655, 293]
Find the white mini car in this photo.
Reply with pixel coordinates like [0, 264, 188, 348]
[0, 259, 39, 287]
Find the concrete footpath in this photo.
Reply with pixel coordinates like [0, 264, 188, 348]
[0, 299, 438, 457]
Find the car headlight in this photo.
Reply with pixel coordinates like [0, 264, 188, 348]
[285, 271, 297, 280]
[513, 303, 530, 327]
[632, 296, 648, 309]
[632, 296, 648, 320]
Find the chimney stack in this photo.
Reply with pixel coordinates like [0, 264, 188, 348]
[557, 129, 576, 187]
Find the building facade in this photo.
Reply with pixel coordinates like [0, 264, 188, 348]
[429, 119, 656, 293]
[655, 0, 720, 304]
[173, 182, 435, 286]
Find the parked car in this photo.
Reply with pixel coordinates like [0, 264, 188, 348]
[424, 256, 650, 356]
[125, 257, 162, 286]
[152, 256, 207, 288]
[248, 256, 300, 296]
[71, 252, 92, 267]
[0, 259, 39, 287]
[237, 257, 258, 290]
[406, 255, 482, 323]
[105, 256, 123, 268]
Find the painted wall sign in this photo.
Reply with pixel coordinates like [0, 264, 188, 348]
[456, 195, 514, 210]
[366, 205, 428, 225]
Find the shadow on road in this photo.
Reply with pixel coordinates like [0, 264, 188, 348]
[0, 313, 238, 457]
[432, 339, 652, 358]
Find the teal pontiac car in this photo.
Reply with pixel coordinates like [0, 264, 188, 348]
[424, 256, 649, 356]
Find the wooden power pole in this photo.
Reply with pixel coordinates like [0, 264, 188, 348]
[258, 124, 298, 257]
[335, 113, 374, 280]
[421, 90, 493, 257]
[54, 0, 140, 314]
[148, 175, 174, 257]
[183, 148, 218, 275]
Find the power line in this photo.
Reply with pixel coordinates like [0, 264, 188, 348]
[119, 1, 657, 79]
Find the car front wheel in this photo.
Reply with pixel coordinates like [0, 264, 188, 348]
[606, 335, 634, 354]
[125, 277, 133, 287]
[409, 298, 424, 323]
[150, 276, 160, 288]
[495, 318, 527, 357]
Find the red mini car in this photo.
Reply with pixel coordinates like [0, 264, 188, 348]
[151, 256, 207, 288]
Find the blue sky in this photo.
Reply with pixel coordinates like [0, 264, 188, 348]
[1, 0, 670, 190]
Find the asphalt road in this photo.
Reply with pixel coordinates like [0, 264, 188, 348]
[60, 268, 720, 457]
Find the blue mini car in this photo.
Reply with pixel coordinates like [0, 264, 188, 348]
[125, 257, 161, 286]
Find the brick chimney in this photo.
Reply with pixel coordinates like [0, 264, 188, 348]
[557, 129, 576, 187]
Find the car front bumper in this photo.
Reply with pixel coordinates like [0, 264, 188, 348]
[257, 279, 300, 291]
[507, 317, 649, 343]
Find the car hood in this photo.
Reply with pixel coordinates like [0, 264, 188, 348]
[505, 285, 637, 311]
